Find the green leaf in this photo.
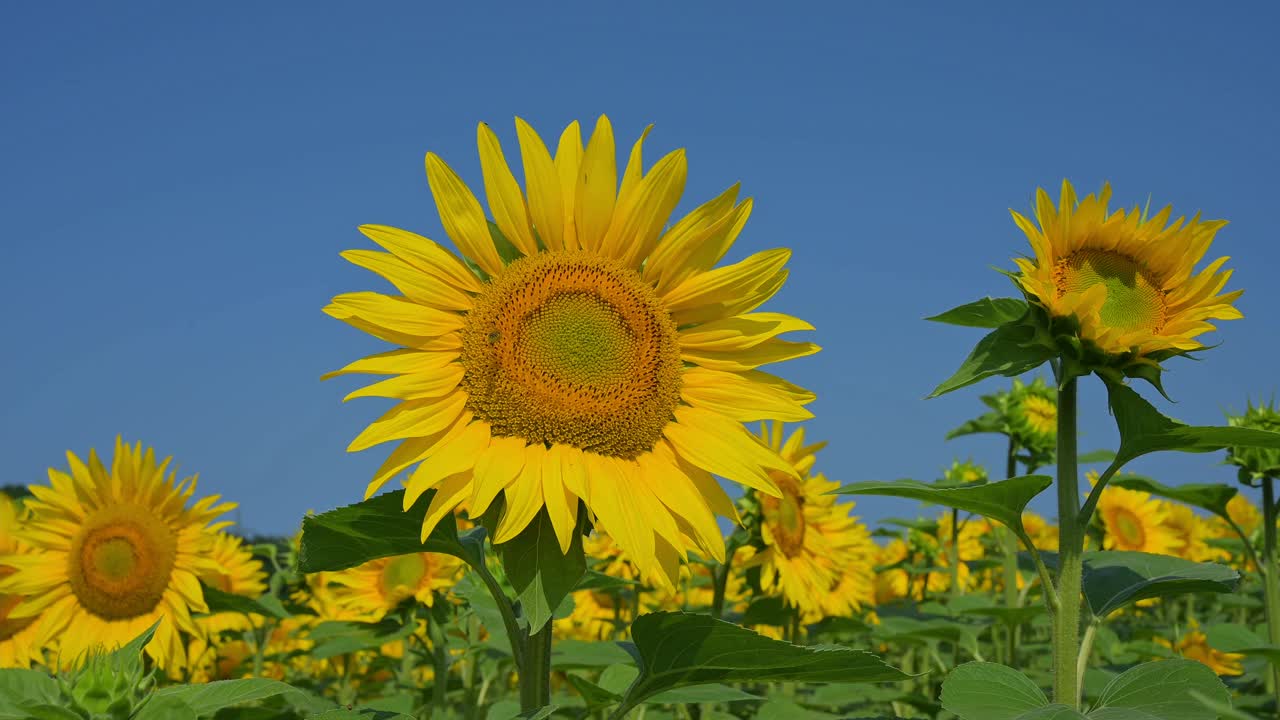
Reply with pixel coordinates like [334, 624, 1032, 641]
[573, 569, 638, 592]
[454, 571, 511, 653]
[1188, 690, 1258, 720]
[564, 674, 622, 712]
[741, 595, 793, 627]
[926, 297, 1028, 328]
[650, 684, 761, 704]
[615, 612, 909, 712]
[499, 509, 586, 632]
[133, 696, 199, 720]
[550, 640, 635, 669]
[1014, 707, 1087, 720]
[946, 412, 1006, 440]
[1078, 450, 1118, 464]
[1108, 475, 1237, 520]
[310, 711, 415, 720]
[152, 679, 313, 715]
[940, 662, 1048, 720]
[299, 489, 476, 573]
[834, 475, 1052, 549]
[0, 669, 59, 707]
[307, 619, 416, 659]
[1088, 659, 1228, 720]
[1077, 551, 1239, 619]
[1203, 623, 1280, 667]
[105, 619, 160, 675]
[199, 584, 290, 620]
[1106, 382, 1280, 471]
[928, 323, 1054, 398]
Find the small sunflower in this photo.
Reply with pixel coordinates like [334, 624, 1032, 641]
[1217, 493, 1262, 539]
[0, 440, 234, 671]
[1009, 378, 1057, 455]
[744, 422, 875, 619]
[1011, 180, 1241, 363]
[0, 494, 42, 668]
[327, 116, 816, 587]
[1155, 620, 1244, 676]
[941, 459, 988, 486]
[1092, 475, 1182, 555]
[1159, 504, 1216, 563]
[1022, 511, 1059, 552]
[327, 552, 463, 620]
[187, 533, 268, 678]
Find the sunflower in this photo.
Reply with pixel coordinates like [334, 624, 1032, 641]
[941, 459, 987, 486]
[1225, 399, 1280, 483]
[1092, 475, 1182, 555]
[0, 494, 42, 668]
[326, 116, 815, 586]
[1010, 378, 1057, 455]
[327, 552, 463, 620]
[1022, 511, 1059, 552]
[1011, 180, 1240, 361]
[1159, 503, 1216, 563]
[0, 439, 234, 671]
[1155, 620, 1244, 676]
[187, 533, 268, 679]
[743, 422, 873, 619]
[1223, 493, 1262, 538]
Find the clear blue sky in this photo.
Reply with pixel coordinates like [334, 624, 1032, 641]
[3, 2, 1277, 535]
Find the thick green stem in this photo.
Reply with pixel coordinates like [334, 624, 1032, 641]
[519, 621, 554, 712]
[1051, 377, 1083, 708]
[1261, 477, 1280, 709]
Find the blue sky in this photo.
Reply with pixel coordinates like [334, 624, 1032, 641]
[2, 2, 1277, 535]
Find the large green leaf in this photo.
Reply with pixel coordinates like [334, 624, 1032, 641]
[550, 640, 635, 669]
[928, 323, 1054, 398]
[1087, 659, 1228, 719]
[132, 697, 198, 720]
[1107, 475, 1237, 520]
[0, 669, 59, 708]
[306, 619, 416, 659]
[499, 509, 586, 632]
[1203, 623, 1280, 667]
[200, 584, 290, 620]
[614, 612, 909, 713]
[1077, 552, 1239, 619]
[834, 475, 1052, 548]
[926, 297, 1028, 328]
[152, 679, 319, 715]
[1106, 383, 1280, 471]
[299, 489, 478, 572]
[1015, 707, 1087, 720]
[939, 662, 1048, 720]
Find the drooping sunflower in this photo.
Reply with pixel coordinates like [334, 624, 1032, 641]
[0, 440, 234, 671]
[0, 494, 42, 668]
[743, 422, 872, 619]
[327, 552, 463, 620]
[1092, 475, 1182, 555]
[1011, 180, 1241, 361]
[327, 116, 815, 585]
[1155, 620, 1244, 676]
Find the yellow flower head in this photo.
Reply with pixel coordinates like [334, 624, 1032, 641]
[1009, 378, 1057, 455]
[1012, 180, 1240, 361]
[744, 423, 875, 619]
[0, 440, 235, 672]
[0, 494, 42, 668]
[1155, 620, 1244, 676]
[327, 552, 464, 620]
[327, 116, 817, 587]
[1093, 474, 1182, 555]
[942, 459, 988, 486]
[1159, 503, 1216, 563]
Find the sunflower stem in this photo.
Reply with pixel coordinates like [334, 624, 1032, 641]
[1261, 476, 1280, 710]
[1051, 376, 1083, 709]
[710, 540, 742, 620]
[1075, 618, 1099, 707]
[519, 620, 554, 712]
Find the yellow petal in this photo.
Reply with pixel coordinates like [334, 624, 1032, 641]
[425, 153, 505, 276]
[477, 123, 538, 256]
[365, 410, 473, 498]
[515, 117, 564, 252]
[420, 471, 474, 542]
[554, 121, 583, 251]
[680, 367, 814, 422]
[645, 185, 742, 290]
[322, 349, 459, 381]
[574, 115, 617, 252]
[682, 338, 820, 373]
[404, 421, 490, 509]
[470, 436, 528, 517]
[662, 248, 790, 322]
[358, 224, 482, 293]
[340, 249, 474, 311]
[541, 444, 580, 554]
[343, 363, 464, 402]
[347, 391, 468, 452]
[617, 124, 653, 207]
[664, 406, 792, 496]
[494, 444, 546, 544]
[678, 313, 814, 351]
[603, 149, 688, 269]
[327, 292, 464, 337]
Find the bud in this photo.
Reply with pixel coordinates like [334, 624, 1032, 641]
[1226, 399, 1280, 485]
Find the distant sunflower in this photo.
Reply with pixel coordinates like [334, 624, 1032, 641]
[744, 422, 873, 619]
[1022, 511, 1058, 552]
[1093, 476, 1182, 555]
[0, 440, 233, 671]
[327, 116, 816, 586]
[1160, 504, 1215, 563]
[1224, 493, 1262, 537]
[1010, 378, 1057, 454]
[1156, 620, 1243, 676]
[328, 552, 463, 620]
[0, 494, 42, 668]
[1012, 180, 1241, 360]
[187, 533, 268, 677]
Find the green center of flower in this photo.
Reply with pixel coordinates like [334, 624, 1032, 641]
[380, 554, 427, 600]
[1113, 509, 1146, 548]
[69, 506, 177, 620]
[1057, 249, 1166, 333]
[462, 251, 682, 459]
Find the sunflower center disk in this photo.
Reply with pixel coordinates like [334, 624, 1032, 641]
[462, 252, 682, 459]
[380, 554, 427, 600]
[763, 473, 807, 558]
[1113, 509, 1146, 548]
[69, 506, 178, 620]
[1056, 249, 1166, 333]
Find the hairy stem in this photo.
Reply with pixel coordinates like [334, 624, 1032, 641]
[1051, 377, 1083, 708]
[1262, 477, 1280, 709]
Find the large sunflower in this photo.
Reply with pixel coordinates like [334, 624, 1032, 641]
[0, 440, 233, 671]
[327, 116, 816, 585]
[0, 494, 42, 668]
[744, 422, 872, 619]
[327, 552, 463, 620]
[1011, 180, 1241, 360]
[1093, 476, 1181, 555]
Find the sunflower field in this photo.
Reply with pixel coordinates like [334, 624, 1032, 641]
[4, 116, 1280, 720]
